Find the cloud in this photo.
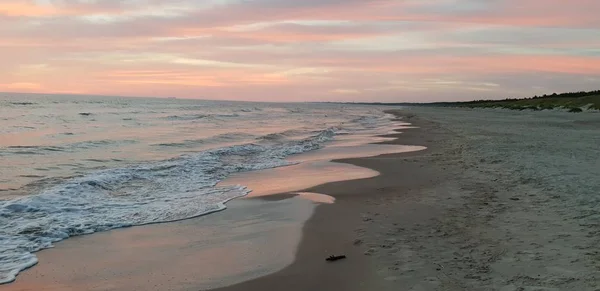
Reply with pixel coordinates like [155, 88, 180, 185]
[0, 0, 599, 101]
[0, 82, 42, 90]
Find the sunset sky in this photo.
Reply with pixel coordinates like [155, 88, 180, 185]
[1, 0, 599, 102]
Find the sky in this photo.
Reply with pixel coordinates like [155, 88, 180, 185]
[1, 0, 599, 102]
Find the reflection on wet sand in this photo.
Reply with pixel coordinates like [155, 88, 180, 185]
[221, 161, 379, 197]
[220, 141, 425, 198]
[295, 192, 335, 204]
[2, 197, 316, 291]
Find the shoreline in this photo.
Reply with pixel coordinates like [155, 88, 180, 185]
[5, 106, 599, 290]
[1, 197, 318, 291]
[235, 106, 600, 291]
[1, 109, 426, 291]
[212, 110, 450, 291]
[212, 107, 600, 291]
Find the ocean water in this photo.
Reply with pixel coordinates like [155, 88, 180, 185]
[0, 93, 395, 284]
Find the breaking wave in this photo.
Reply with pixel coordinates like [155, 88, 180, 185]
[0, 128, 336, 284]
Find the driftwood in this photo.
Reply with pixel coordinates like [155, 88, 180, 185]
[325, 255, 347, 262]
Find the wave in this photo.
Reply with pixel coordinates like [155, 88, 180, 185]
[163, 114, 208, 121]
[0, 127, 337, 284]
[255, 129, 314, 143]
[345, 114, 397, 131]
[237, 107, 262, 113]
[287, 108, 304, 113]
[257, 133, 288, 142]
[177, 105, 206, 111]
[163, 113, 240, 121]
[8, 102, 36, 106]
[153, 133, 256, 148]
[66, 139, 138, 150]
[6, 146, 65, 155]
[2, 140, 137, 156]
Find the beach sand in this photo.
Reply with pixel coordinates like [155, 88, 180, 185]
[214, 108, 600, 291]
[3, 108, 600, 291]
[211, 111, 452, 291]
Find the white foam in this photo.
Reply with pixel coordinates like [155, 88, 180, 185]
[0, 107, 402, 284]
[0, 128, 337, 284]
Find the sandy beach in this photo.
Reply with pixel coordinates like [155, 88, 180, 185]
[2, 1, 597, 289]
[211, 110, 453, 291]
[215, 108, 600, 291]
[3, 107, 600, 291]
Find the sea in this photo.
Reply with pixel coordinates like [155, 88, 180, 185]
[0, 93, 395, 284]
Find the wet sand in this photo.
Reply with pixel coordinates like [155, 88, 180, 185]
[220, 142, 424, 197]
[1, 197, 317, 291]
[214, 107, 600, 291]
[212, 111, 450, 291]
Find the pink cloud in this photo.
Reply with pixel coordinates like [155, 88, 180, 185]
[0, 2, 59, 17]
[0, 0, 599, 101]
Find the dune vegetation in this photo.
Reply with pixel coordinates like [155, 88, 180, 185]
[444, 90, 600, 112]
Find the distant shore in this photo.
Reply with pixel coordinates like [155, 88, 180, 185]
[335, 89, 600, 112]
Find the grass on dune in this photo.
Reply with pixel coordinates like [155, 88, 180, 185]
[453, 91, 600, 112]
